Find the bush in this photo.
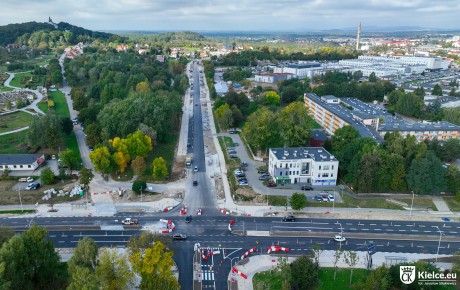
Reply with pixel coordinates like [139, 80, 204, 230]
[132, 180, 147, 193]
[40, 167, 55, 185]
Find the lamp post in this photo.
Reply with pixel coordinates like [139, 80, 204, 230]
[332, 191, 336, 214]
[435, 226, 444, 262]
[410, 191, 415, 216]
[336, 222, 343, 249]
[18, 188, 23, 213]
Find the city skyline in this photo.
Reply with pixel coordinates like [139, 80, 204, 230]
[1, 0, 460, 32]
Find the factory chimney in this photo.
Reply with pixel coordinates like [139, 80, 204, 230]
[356, 22, 361, 51]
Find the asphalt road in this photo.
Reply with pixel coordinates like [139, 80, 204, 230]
[3, 214, 460, 290]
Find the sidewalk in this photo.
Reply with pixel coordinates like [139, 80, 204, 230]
[229, 252, 453, 290]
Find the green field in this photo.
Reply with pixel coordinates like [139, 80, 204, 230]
[444, 196, 460, 212]
[37, 102, 49, 113]
[49, 90, 70, 118]
[9, 72, 32, 88]
[0, 86, 14, 92]
[0, 111, 34, 134]
[0, 130, 29, 154]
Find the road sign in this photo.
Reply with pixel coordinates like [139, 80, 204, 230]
[368, 243, 376, 255]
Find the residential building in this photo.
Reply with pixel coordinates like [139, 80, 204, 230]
[268, 147, 338, 186]
[0, 154, 45, 172]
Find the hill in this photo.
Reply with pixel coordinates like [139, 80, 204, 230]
[0, 21, 123, 46]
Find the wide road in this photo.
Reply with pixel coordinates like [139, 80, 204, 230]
[3, 214, 460, 290]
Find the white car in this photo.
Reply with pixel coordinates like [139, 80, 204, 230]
[328, 194, 335, 202]
[194, 166, 198, 172]
[334, 235, 346, 242]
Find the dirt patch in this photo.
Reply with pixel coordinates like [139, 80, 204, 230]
[236, 187, 257, 199]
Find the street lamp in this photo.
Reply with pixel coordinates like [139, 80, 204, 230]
[17, 188, 23, 213]
[332, 191, 336, 214]
[336, 222, 344, 248]
[410, 191, 415, 216]
[435, 226, 444, 262]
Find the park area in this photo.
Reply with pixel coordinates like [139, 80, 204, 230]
[0, 111, 34, 133]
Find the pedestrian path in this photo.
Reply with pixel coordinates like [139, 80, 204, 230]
[432, 196, 452, 213]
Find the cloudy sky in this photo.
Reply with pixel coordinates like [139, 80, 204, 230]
[1, 0, 459, 31]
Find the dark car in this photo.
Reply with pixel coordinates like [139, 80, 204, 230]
[258, 170, 267, 174]
[266, 182, 277, 187]
[193, 181, 198, 186]
[185, 215, 192, 223]
[229, 155, 238, 158]
[240, 162, 248, 167]
[173, 234, 187, 240]
[26, 183, 40, 190]
[236, 173, 245, 178]
[301, 185, 313, 191]
[259, 175, 269, 180]
[282, 215, 296, 222]
[315, 195, 322, 202]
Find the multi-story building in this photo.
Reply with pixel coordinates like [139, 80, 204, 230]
[268, 147, 338, 186]
[254, 73, 293, 84]
[304, 93, 460, 143]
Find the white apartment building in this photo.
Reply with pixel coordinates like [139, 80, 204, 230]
[268, 147, 339, 186]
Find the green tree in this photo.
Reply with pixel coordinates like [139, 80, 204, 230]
[352, 70, 363, 81]
[89, 146, 113, 175]
[152, 157, 168, 180]
[40, 167, 55, 185]
[389, 261, 440, 289]
[96, 248, 135, 290]
[61, 118, 74, 135]
[27, 112, 63, 149]
[278, 102, 315, 147]
[129, 241, 179, 290]
[414, 86, 425, 97]
[290, 256, 319, 290]
[343, 250, 359, 285]
[290, 193, 307, 210]
[85, 123, 103, 146]
[332, 126, 360, 154]
[438, 139, 460, 162]
[395, 92, 424, 118]
[67, 237, 99, 290]
[132, 180, 147, 193]
[127, 232, 173, 255]
[354, 265, 391, 290]
[125, 130, 153, 159]
[445, 166, 460, 194]
[443, 107, 460, 125]
[407, 151, 446, 195]
[243, 107, 282, 153]
[60, 148, 78, 172]
[0, 226, 13, 248]
[67, 266, 99, 290]
[79, 168, 94, 192]
[261, 91, 281, 106]
[131, 156, 146, 176]
[432, 83, 443, 96]
[368, 72, 377, 82]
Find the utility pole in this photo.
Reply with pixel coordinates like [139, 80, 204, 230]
[18, 188, 23, 212]
[410, 191, 415, 216]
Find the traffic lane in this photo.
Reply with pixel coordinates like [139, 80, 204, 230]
[46, 229, 141, 247]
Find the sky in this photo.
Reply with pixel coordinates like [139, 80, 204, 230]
[1, 0, 459, 32]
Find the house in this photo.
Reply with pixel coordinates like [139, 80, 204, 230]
[310, 130, 329, 147]
[116, 44, 129, 52]
[0, 154, 45, 172]
[268, 147, 338, 186]
[156, 55, 165, 63]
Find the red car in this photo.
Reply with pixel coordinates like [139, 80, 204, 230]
[266, 182, 277, 187]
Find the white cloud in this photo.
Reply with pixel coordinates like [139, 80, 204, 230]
[0, 0, 458, 31]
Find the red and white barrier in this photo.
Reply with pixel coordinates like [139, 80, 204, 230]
[228, 219, 235, 231]
[267, 246, 290, 254]
[159, 219, 176, 234]
[163, 206, 173, 212]
[232, 267, 248, 279]
[220, 208, 230, 215]
[201, 248, 209, 261]
[180, 206, 188, 215]
[197, 208, 203, 215]
[240, 247, 257, 260]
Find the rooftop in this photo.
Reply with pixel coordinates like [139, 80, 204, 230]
[379, 121, 460, 132]
[270, 147, 337, 162]
[0, 154, 44, 166]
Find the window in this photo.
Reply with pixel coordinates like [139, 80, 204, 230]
[331, 173, 334, 177]
[322, 173, 329, 177]
[323, 165, 330, 170]
[289, 171, 291, 175]
[332, 165, 334, 170]
[28, 165, 32, 168]
[20, 165, 23, 168]
[13, 165, 17, 168]
[290, 164, 292, 168]
[280, 172, 283, 176]
[318, 173, 320, 178]
[297, 171, 299, 175]
[319, 165, 321, 170]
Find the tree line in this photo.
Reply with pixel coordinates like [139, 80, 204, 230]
[0, 225, 179, 290]
[332, 126, 460, 195]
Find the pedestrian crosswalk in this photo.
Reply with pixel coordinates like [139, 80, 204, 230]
[201, 270, 214, 281]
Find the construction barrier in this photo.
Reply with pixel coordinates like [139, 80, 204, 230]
[267, 246, 290, 254]
[159, 219, 175, 234]
[232, 267, 248, 279]
[228, 219, 235, 231]
[220, 208, 230, 215]
[240, 247, 257, 260]
[163, 206, 174, 212]
[180, 206, 188, 215]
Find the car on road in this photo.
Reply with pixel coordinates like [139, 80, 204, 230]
[88, 146, 93, 151]
[240, 162, 248, 167]
[121, 218, 139, 225]
[173, 234, 187, 240]
[327, 194, 335, 202]
[301, 185, 313, 191]
[185, 215, 193, 223]
[228, 130, 236, 134]
[282, 215, 295, 222]
[26, 183, 40, 190]
[266, 182, 277, 187]
[334, 235, 346, 242]
[193, 181, 198, 186]
[194, 166, 198, 172]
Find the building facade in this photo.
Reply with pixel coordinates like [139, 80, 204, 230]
[268, 147, 339, 186]
[0, 154, 45, 172]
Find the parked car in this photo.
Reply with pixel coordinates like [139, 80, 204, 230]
[327, 194, 335, 202]
[26, 183, 40, 190]
[236, 173, 245, 178]
[229, 155, 238, 158]
[320, 193, 329, 202]
[233, 142, 239, 146]
[266, 182, 277, 187]
[240, 162, 248, 167]
[193, 181, 198, 186]
[282, 215, 296, 222]
[194, 166, 198, 172]
[238, 178, 247, 182]
[259, 175, 269, 180]
[301, 185, 313, 191]
[173, 234, 187, 240]
[226, 147, 235, 151]
[228, 150, 237, 155]
[258, 170, 267, 174]
[185, 215, 193, 223]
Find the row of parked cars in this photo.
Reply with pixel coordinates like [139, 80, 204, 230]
[315, 192, 335, 202]
[234, 168, 248, 186]
[226, 145, 238, 158]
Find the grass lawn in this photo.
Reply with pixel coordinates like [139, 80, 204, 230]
[0, 130, 29, 154]
[9, 72, 33, 88]
[49, 90, 70, 118]
[340, 194, 404, 210]
[64, 131, 82, 165]
[37, 102, 49, 113]
[141, 134, 178, 182]
[267, 195, 288, 206]
[253, 267, 368, 290]
[397, 198, 437, 211]
[0, 86, 14, 92]
[443, 196, 460, 212]
[0, 111, 34, 134]
[318, 268, 368, 290]
[0, 210, 36, 214]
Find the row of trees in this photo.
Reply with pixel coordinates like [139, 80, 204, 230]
[332, 126, 460, 195]
[243, 102, 317, 153]
[0, 225, 179, 290]
[27, 112, 74, 150]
